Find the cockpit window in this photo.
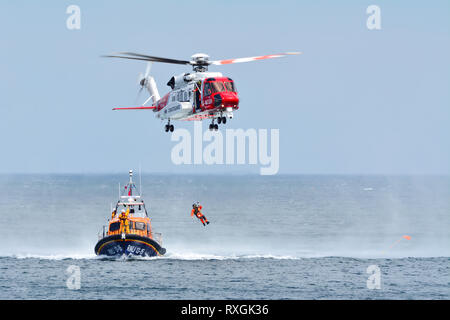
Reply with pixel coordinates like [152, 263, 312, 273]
[208, 81, 237, 93]
[204, 82, 212, 96]
[224, 81, 236, 92]
[211, 81, 226, 93]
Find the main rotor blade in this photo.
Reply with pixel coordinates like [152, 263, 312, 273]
[103, 52, 190, 65]
[210, 52, 302, 65]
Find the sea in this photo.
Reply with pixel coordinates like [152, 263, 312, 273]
[0, 174, 448, 299]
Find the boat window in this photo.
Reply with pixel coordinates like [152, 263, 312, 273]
[109, 222, 120, 232]
[134, 222, 146, 231]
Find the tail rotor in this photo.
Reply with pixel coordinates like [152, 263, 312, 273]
[135, 62, 152, 105]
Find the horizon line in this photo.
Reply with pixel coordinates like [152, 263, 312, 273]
[0, 172, 449, 177]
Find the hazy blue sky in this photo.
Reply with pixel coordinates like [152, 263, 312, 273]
[1, 0, 449, 174]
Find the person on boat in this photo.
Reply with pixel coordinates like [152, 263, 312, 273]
[191, 202, 210, 226]
[194, 81, 202, 112]
[119, 208, 130, 233]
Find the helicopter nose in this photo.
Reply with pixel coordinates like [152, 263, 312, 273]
[214, 92, 239, 108]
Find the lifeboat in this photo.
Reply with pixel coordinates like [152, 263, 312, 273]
[95, 170, 166, 257]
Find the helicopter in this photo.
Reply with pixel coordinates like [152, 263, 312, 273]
[104, 51, 301, 132]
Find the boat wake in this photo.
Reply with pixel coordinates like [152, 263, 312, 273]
[0, 251, 301, 261]
[158, 252, 301, 261]
[2, 248, 447, 261]
[4, 253, 97, 260]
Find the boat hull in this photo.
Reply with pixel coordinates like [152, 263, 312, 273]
[94, 234, 166, 257]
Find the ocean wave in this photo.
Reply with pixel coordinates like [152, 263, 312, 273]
[0, 252, 300, 261]
[159, 252, 301, 261]
[1, 253, 97, 260]
[1, 251, 448, 261]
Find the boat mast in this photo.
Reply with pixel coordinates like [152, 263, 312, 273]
[128, 169, 133, 196]
[139, 163, 142, 197]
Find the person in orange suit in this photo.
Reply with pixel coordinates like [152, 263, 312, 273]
[119, 208, 130, 233]
[191, 202, 210, 226]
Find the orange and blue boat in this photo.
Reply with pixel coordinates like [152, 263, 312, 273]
[95, 170, 166, 257]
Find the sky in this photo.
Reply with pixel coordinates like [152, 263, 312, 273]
[0, 0, 449, 174]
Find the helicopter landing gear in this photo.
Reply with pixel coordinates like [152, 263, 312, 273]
[208, 124, 218, 131]
[165, 120, 174, 133]
[209, 119, 218, 131]
[217, 116, 227, 125]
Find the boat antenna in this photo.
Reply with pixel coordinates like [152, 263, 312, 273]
[139, 163, 142, 197]
[129, 169, 133, 196]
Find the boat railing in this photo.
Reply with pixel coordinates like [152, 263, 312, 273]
[98, 226, 163, 246]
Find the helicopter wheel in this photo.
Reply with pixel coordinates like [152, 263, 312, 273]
[170, 125, 174, 132]
[214, 124, 218, 131]
[222, 116, 227, 124]
[208, 124, 213, 131]
[217, 117, 222, 124]
[165, 124, 169, 132]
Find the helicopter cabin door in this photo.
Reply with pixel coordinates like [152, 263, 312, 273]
[202, 80, 213, 112]
[194, 81, 202, 112]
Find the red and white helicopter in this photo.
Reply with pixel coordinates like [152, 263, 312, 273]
[104, 51, 301, 132]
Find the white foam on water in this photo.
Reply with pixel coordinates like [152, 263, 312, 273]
[5, 253, 96, 260]
[127, 252, 301, 261]
[162, 251, 302, 260]
[1, 249, 448, 261]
